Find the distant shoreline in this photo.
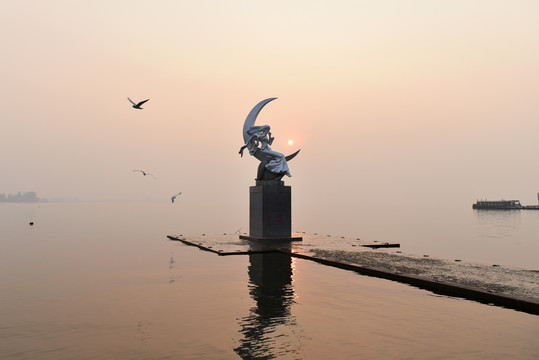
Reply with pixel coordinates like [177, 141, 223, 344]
[0, 200, 49, 203]
[0, 191, 47, 203]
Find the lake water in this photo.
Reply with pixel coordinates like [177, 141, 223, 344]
[1, 203, 538, 359]
[297, 206, 539, 270]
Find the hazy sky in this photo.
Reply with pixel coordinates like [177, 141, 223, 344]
[1, 1, 538, 229]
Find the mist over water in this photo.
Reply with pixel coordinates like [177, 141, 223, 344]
[1, 1, 539, 357]
[1, 1, 538, 212]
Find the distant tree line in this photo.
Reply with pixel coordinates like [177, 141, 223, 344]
[0, 192, 47, 203]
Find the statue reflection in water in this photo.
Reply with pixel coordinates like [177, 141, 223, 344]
[234, 242, 303, 359]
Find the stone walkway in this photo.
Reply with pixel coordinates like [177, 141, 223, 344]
[167, 233, 539, 314]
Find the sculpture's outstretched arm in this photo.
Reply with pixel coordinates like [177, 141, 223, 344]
[239, 144, 248, 157]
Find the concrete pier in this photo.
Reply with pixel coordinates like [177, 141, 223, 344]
[166, 233, 539, 315]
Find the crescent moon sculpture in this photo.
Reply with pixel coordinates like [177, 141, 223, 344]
[239, 98, 301, 181]
[243, 97, 277, 144]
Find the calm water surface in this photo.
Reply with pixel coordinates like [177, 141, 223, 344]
[0, 203, 537, 359]
[301, 206, 539, 269]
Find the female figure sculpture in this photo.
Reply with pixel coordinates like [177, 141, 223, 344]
[239, 125, 291, 179]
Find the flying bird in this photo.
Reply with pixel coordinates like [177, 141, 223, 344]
[133, 170, 157, 179]
[128, 97, 149, 109]
[171, 192, 182, 203]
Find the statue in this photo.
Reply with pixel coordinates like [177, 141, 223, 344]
[239, 98, 300, 181]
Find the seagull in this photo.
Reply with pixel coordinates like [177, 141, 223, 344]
[171, 192, 182, 203]
[133, 170, 157, 179]
[128, 97, 149, 109]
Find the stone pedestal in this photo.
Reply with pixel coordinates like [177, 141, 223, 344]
[240, 180, 302, 241]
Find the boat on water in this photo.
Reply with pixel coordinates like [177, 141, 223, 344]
[472, 200, 523, 210]
[473, 193, 539, 210]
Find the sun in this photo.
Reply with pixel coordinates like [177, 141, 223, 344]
[288, 140, 294, 145]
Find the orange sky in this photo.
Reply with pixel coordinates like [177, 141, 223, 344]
[1, 1, 538, 230]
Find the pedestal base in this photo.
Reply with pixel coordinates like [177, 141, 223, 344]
[249, 180, 297, 240]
